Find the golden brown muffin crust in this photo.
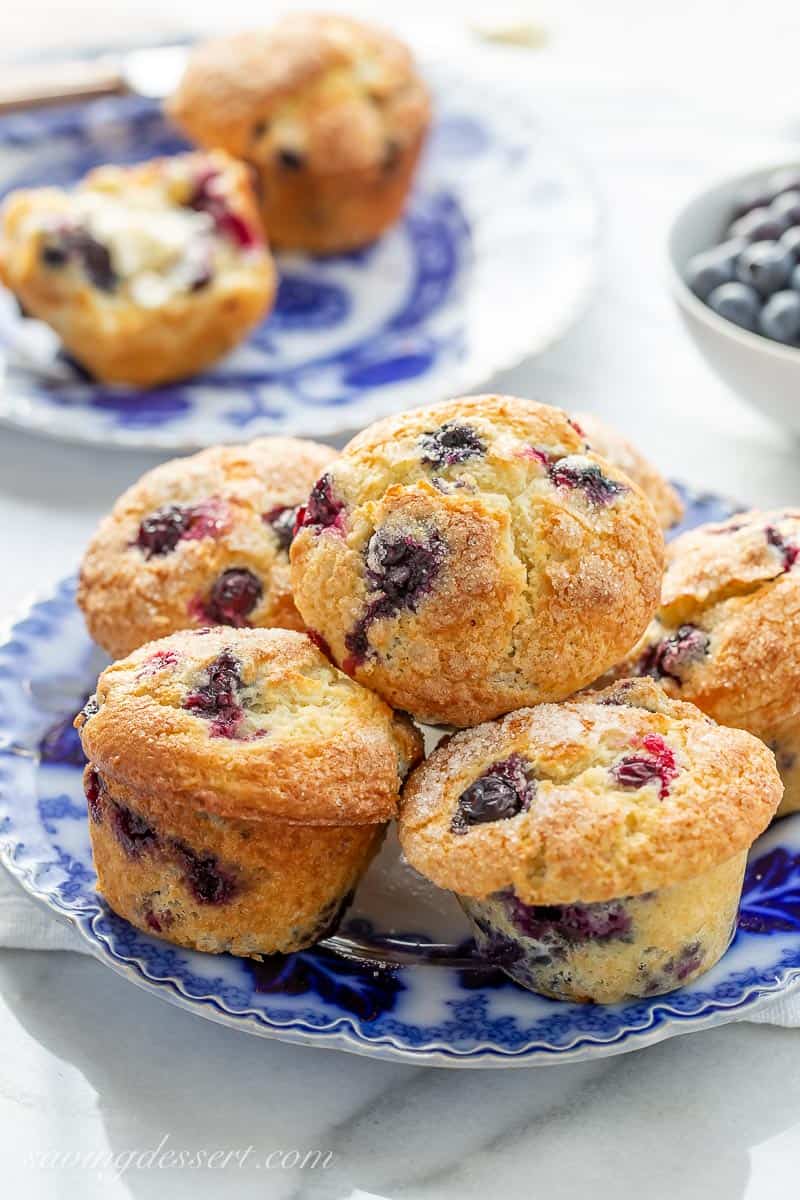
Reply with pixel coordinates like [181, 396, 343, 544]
[168, 13, 430, 174]
[290, 394, 665, 726]
[611, 509, 800, 816]
[78, 436, 336, 659]
[399, 679, 781, 903]
[77, 626, 422, 826]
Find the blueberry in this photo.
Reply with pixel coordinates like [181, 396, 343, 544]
[134, 504, 193, 558]
[685, 241, 743, 300]
[771, 191, 800, 227]
[768, 168, 800, 199]
[548, 457, 625, 505]
[41, 242, 69, 267]
[736, 241, 794, 296]
[262, 505, 299, 551]
[364, 528, 444, 607]
[780, 227, 800, 259]
[205, 569, 262, 628]
[451, 754, 534, 832]
[419, 422, 486, 468]
[759, 291, 800, 344]
[69, 230, 117, 291]
[706, 282, 761, 331]
[277, 148, 305, 170]
[639, 624, 710, 682]
[731, 184, 772, 221]
[300, 474, 345, 531]
[729, 207, 787, 242]
[184, 649, 244, 738]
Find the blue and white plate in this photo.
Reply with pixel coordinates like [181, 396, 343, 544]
[0, 63, 598, 451]
[1, 485, 799, 1066]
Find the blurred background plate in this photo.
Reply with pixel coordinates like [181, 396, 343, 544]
[0, 59, 598, 451]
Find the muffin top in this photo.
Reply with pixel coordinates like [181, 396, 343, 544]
[573, 412, 684, 531]
[290, 394, 664, 726]
[621, 508, 800, 735]
[0, 150, 268, 310]
[399, 678, 781, 903]
[78, 436, 336, 659]
[168, 13, 431, 175]
[76, 626, 422, 826]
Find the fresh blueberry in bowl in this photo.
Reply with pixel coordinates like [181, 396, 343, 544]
[760, 291, 800, 345]
[670, 161, 800, 432]
[706, 282, 761, 331]
[736, 241, 794, 297]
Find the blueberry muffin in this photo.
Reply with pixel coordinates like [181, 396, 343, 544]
[399, 678, 781, 1002]
[168, 13, 430, 254]
[0, 150, 275, 385]
[289, 394, 665, 727]
[573, 413, 684, 530]
[78, 436, 336, 659]
[613, 508, 800, 818]
[75, 626, 422, 956]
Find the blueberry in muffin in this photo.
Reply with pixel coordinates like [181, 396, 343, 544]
[612, 508, 800, 817]
[0, 150, 275, 385]
[78, 436, 336, 659]
[289, 394, 665, 727]
[75, 627, 422, 956]
[572, 412, 684, 530]
[398, 678, 781, 1002]
[167, 13, 431, 254]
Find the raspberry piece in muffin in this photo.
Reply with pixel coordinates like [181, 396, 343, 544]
[290, 394, 665, 726]
[76, 627, 422, 957]
[78, 436, 336, 659]
[612, 508, 800, 817]
[167, 13, 431, 254]
[399, 679, 781, 1003]
[0, 150, 276, 386]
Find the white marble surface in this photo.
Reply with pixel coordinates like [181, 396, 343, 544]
[2, 2, 800, 1196]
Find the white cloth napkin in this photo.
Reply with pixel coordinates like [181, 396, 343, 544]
[0, 864, 796, 1024]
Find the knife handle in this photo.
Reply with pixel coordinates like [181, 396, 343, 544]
[0, 57, 126, 113]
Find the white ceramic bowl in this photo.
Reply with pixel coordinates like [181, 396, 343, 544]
[668, 162, 800, 434]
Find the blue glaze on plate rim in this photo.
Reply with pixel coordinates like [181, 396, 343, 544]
[1, 484, 799, 1067]
[0, 62, 599, 451]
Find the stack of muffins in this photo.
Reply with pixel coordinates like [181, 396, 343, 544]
[0, 13, 432, 386]
[74, 394, 787, 1004]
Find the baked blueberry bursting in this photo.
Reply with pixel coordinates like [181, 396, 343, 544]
[419, 422, 486, 468]
[109, 802, 159, 858]
[364, 528, 444, 606]
[262, 505, 299, 551]
[169, 838, 237, 905]
[451, 754, 534, 833]
[297, 474, 346, 533]
[184, 649, 244, 738]
[84, 767, 104, 823]
[277, 148, 305, 171]
[549, 458, 626, 506]
[638, 624, 710, 683]
[505, 894, 633, 944]
[205, 569, 263, 628]
[188, 169, 258, 249]
[611, 733, 678, 799]
[766, 524, 800, 571]
[133, 498, 229, 559]
[344, 529, 445, 669]
[41, 228, 117, 291]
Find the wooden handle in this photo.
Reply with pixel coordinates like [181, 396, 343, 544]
[0, 57, 126, 113]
